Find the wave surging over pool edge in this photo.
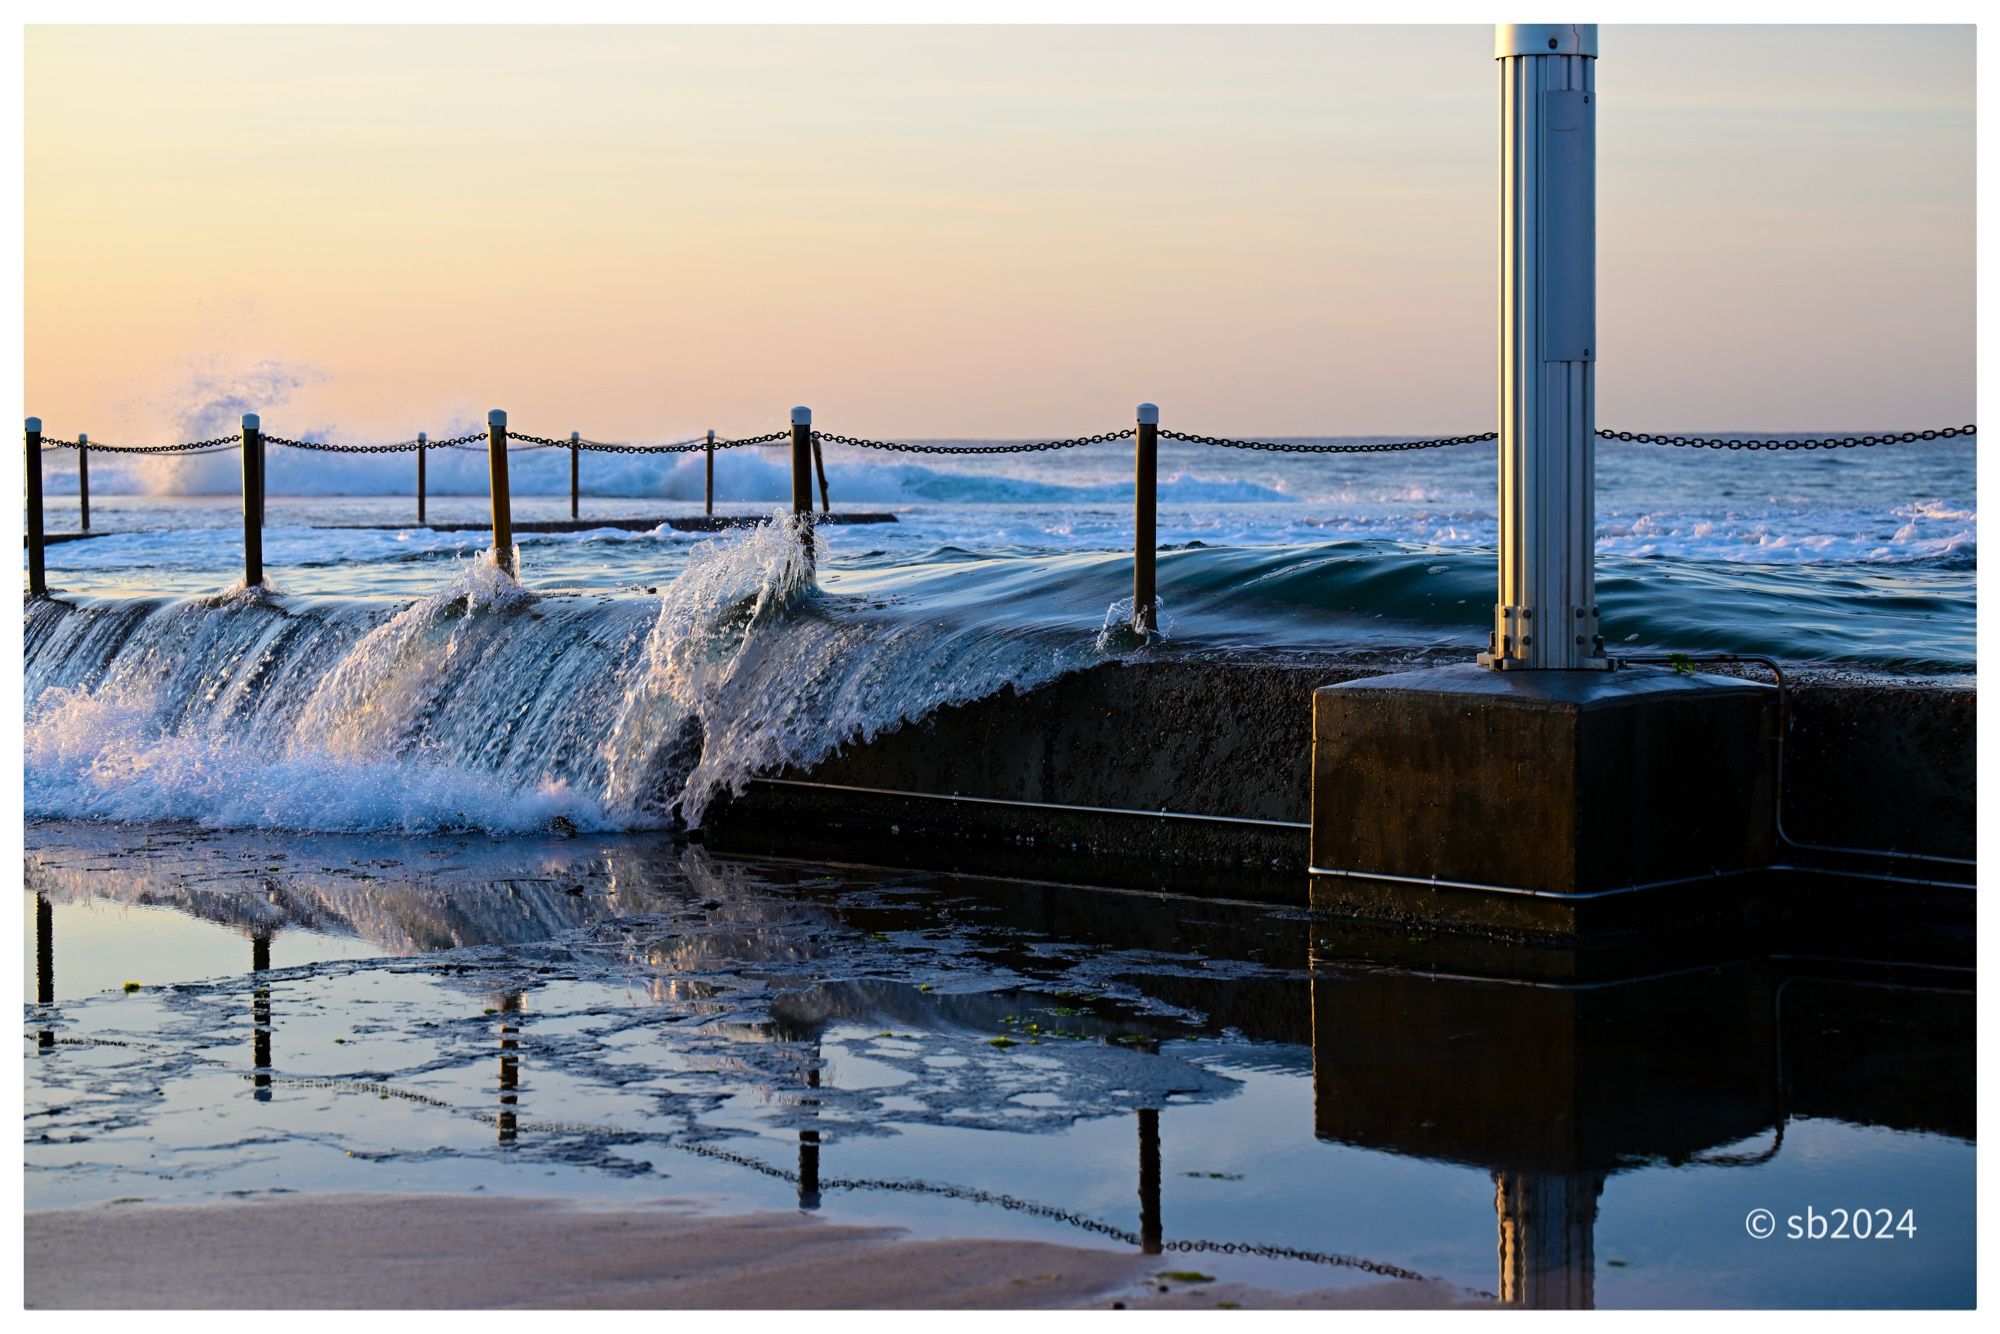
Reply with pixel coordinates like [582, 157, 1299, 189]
[23, 513, 1102, 837]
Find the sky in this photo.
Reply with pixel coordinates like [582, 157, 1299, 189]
[22, 24, 1976, 444]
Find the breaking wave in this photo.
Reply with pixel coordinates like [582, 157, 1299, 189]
[24, 513, 1100, 836]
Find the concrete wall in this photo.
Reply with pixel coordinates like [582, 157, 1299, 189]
[704, 656, 1974, 899]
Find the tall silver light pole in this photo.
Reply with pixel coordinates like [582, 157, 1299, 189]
[1483, 23, 1605, 670]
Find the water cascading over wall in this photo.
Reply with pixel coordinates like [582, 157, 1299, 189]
[23, 518, 1096, 835]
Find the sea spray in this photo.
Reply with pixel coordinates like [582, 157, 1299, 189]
[603, 511, 1099, 825]
[24, 516, 1108, 835]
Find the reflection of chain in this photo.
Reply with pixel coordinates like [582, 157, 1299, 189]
[244, 1070, 1483, 1294]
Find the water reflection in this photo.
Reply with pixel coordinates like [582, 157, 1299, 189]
[496, 990, 523, 1144]
[36, 891, 54, 1050]
[1309, 957, 1975, 1308]
[251, 930, 272, 1101]
[21, 825, 1977, 1307]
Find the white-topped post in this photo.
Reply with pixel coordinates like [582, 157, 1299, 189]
[1134, 402, 1160, 635]
[25, 417, 45, 596]
[76, 432, 89, 532]
[241, 413, 263, 587]
[1484, 23, 1604, 670]
[487, 409, 514, 575]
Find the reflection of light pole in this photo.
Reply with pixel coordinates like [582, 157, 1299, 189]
[1494, 1170, 1603, 1309]
[1138, 1108, 1162, 1255]
[251, 932, 272, 1101]
[797, 1048, 822, 1211]
[36, 893, 54, 1051]
[497, 992, 523, 1143]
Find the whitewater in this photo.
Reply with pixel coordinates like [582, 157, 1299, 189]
[24, 434, 1975, 836]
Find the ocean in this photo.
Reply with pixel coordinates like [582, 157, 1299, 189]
[24, 433, 1975, 836]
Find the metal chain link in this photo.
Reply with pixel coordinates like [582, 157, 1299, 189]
[1600, 425, 1975, 451]
[1160, 428, 1495, 454]
[811, 428, 1135, 455]
[263, 435, 423, 455]
[575, 436, 715, 455]
[37, 434, 244, 455]
[30, 422, 1974, 460]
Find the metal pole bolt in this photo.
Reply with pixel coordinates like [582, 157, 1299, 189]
[25, 417, 46, 597]
[241, 413, 263, 588]
[1133, 403, 1159, 635]
[488, 409, 515, 575]
[77, 432, 90, 532]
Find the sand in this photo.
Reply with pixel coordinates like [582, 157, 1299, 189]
[24, 1193, 1482, 1310]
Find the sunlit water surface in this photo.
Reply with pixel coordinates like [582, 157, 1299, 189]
[23, 824, 1975, 1309]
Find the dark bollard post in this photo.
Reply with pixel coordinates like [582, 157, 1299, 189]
[25, 417, 46, 597]
[77, 433, 90, 532]
[1133, 403, 1159, 635]
[569, 430, 580, 521]
[790, 406, 815, 566]
[416, 432, 427, 525]
[487, 409, 515, 576]
[811, 429, 831, 514]
[704, 429, 715, 517]
[241, 413, 263, 588]
[1138, 1106, 1162, 1254]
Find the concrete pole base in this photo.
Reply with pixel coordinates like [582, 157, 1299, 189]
[1309, 664, 1776, 939]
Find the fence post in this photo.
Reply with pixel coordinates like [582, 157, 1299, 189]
[705, 429, 715, 517]
[416, 432, 426, 525]
[811, 429, 831, 514]
[241, 413, 263, 588]
[76, 433, 90, 532]
[569, 430, 580, 521]
[488, 409, 515, 575]
[25, 417, 46, 597]
[790, 407, 816, 567]
[1133, 403, 1159, 635]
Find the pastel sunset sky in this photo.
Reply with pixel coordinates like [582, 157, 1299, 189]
[24, 24, 1974, 445]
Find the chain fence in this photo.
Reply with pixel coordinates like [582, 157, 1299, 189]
[29, 422, 1976, 458]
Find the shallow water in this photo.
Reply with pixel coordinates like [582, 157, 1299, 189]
[23, 824, 1976, 1309]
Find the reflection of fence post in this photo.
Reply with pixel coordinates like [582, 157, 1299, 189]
[416, 432, 427, 525]
[77, 433, 90, 532]
[497, 992, 522, 1143]
[1138, 1106, 1162, 1253]
[241, 414, 264, 588]
[704, 429, 716, 517]
[569, 430, 580, 521]
[487, 409, 515, 575]
[790, 406, 815, 568]
[36, 892, 54, 1051]
[251, 931, 272, 1101]
[1133, 403, 1159, 635]
[25, 418, 46, 597]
